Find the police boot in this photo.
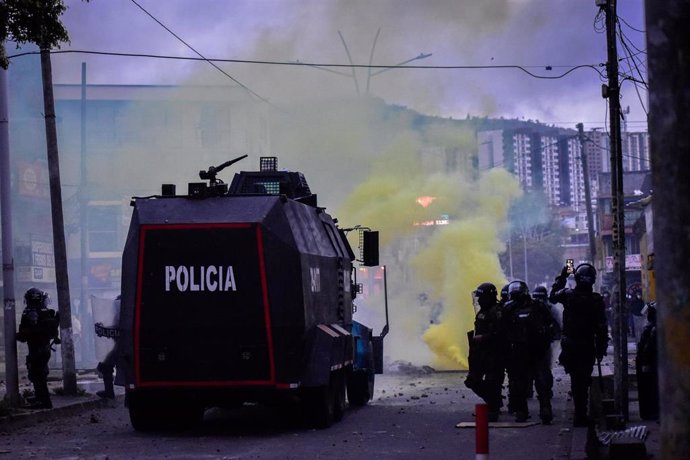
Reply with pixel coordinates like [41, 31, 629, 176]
[97, 372, 115, 399]
[515, 411, 529, 423]
[573, 402, 589, 427]
[487, 408, 499, 423]
[539, 399, 553, 425]
[573, 389, 589, 427]
[30, 384, 53, 409]
[28, 399, 53, 409]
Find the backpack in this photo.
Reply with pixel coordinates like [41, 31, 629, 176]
[17, 307, 59, 344]
[508, 300, 551, 354]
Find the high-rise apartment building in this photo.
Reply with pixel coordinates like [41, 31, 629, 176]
[622, 131, 651, 172]
[478, 126, 649, 209]
[478, 128, 586, 210]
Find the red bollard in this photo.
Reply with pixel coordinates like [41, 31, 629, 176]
[475, 403, 489, 459]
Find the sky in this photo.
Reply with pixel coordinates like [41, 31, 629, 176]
[15, 0, 648, 132]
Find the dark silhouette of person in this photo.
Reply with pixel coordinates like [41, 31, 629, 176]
[465, 283, 505, 421]
[95, 295, 121, 399]
[503, 281, 556, 424]
[550, 264, 609, 427]
[636, 302, 658, 420]
[16, 287, 60, 409]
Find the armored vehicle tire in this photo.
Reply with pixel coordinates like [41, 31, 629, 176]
[128, 394, 204, 431]
[304, 369, 345, 428]
[128, 397, 159, 432]
[347, 340, 375, 406]
[347, 368, 374, 406]
[304, 381, 337, 429]
[332, 370, 346, 422]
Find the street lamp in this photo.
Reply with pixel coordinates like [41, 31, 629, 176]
[296, 29, 432, 96]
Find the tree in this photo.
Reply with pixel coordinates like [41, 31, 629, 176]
[2, 0, 89, 395]
[500, 191, 566, 288]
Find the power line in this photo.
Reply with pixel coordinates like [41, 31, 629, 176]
[7, 49, 606, 81]
[616, 19, 648, 116]
[584, 135, 650, 164]
[128, 0, 269, 104]
[618, 15, 646, 34]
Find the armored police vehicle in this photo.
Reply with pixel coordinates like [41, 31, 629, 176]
[117, 156, 386, 431]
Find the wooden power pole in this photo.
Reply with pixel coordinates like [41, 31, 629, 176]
[577, 123, 597, 263]
[602, 0, 629, 421]
[646, 1, 690, 457]
[40, 49, 77, 394]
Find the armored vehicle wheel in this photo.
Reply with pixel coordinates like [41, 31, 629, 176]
[332, 370, 346, 422]
[347, 368, 374, 406]
[347, 340, 375, 406]
[304, 384, 335, 429]
[128, 393, 204, 431]
[127, 395, 159, 432]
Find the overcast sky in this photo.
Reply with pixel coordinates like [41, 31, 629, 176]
[15, 0, 648, 131]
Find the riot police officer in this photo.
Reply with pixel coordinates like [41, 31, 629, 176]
[636, 302, 658, 420]
[16, 287, 60, 409]
[549, 263, 608, 427]
[503, 281, 556, 423]
[465, 282, 505, 422]
[95, 295, 121, 399]
[533, 286, 561, 341]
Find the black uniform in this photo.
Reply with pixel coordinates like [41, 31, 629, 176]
[95, 296, 121, 399]
[503, 283, 556, 423]
[16, 288, 60, 409]
[465, 283, 505, 421]
[549, 264, 608, 426]
[531, 286, 561, 423]
[636, 303, 658, 420]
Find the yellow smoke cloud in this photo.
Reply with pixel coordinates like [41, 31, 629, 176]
[340, 139, 521, 370]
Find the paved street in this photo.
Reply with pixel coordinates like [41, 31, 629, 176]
[1, 367, 579, 459]
[1, 342, 663, 460]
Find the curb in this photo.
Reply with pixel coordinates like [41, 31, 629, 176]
[0, 395, 122, 432]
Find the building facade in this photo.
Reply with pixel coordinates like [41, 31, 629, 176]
[478, 124, 650, 285]
[4, 57, 268, 366]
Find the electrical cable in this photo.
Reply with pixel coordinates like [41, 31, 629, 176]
[7, 48, 606, 81]
[618, 15, 646, 34]
[594, 9, 607, 34]
[616, 20, 647, 76]
[584, 135, 650, 165]
[615, 19, 648, 115]
[128, 0, 269, 104]
[617, 24, 647, 83]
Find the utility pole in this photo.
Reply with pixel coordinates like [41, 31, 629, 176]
[601, 0, 628, 421]
[646, 1, 690, 457]
[79, 62, 95, 365]
[0, 48, 19, 407]
[40, 49, 77, 394]
[577, 123, 597, 263]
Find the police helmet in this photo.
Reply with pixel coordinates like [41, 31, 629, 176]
[474, 282, 497, 300]
[574, 263, 597, 286]
[507, 280, 530, 300]
[533, 285, 548, 300]
[24, 287, 48, 308]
